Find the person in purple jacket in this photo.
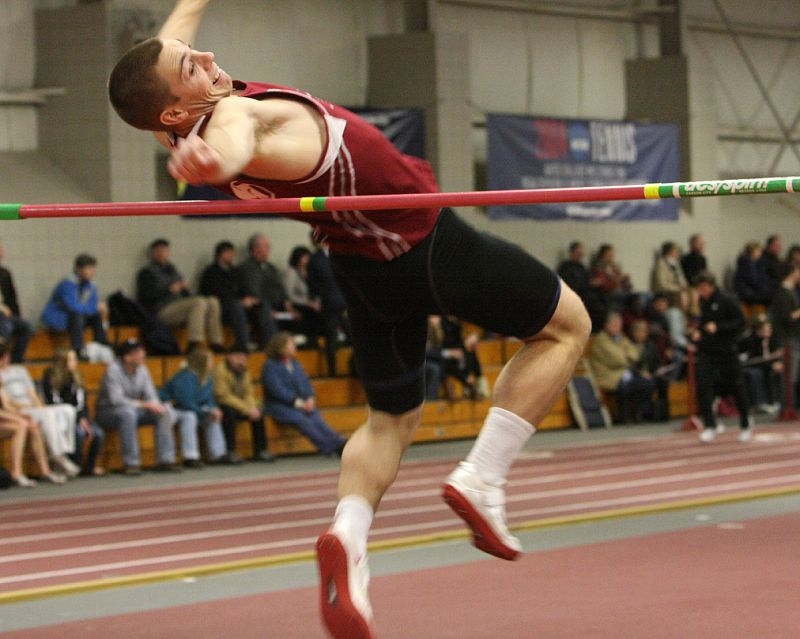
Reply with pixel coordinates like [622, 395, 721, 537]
[261, 331, 346, 457]
[41, 254, 108, 360]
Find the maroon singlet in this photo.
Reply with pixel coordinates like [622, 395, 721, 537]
[209, 81, 441, 261]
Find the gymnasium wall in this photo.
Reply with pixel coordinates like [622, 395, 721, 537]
[0, 0, 797, 323]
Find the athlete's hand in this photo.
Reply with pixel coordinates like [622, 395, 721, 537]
[167, 127, 224, 186]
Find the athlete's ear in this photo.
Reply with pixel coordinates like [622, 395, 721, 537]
[160, 106, 189, 128]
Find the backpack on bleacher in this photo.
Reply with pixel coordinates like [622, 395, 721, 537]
[567, 361, 612, 430]
[106, 291, 180, 356]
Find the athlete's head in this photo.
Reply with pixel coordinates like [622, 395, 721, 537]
[109, 37, 232, 132]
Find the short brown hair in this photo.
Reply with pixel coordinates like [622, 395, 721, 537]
[265, 331, 294, 360]
[108, 37, 177, 131]
[692, 269, 717, 287]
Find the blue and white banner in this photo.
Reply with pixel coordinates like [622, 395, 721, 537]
[487, 114, 680, 221]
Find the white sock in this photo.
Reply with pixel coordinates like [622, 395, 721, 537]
[465, 407, 535, 486]
[332, 495, 374, 557]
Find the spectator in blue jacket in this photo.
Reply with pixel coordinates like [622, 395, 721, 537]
[261, 331, 346, 457]
[41, 254, 109, 359]
[160, 347, 228, 467]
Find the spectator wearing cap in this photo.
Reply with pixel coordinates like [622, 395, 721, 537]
[199, 240, 252, 352]
[41, 253, 109, 359]
[95, 339, 186, 474]
[136, 238, 224, 354]
[212, 348, 275, 462]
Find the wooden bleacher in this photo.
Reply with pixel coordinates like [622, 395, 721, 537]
[1, 327, 691, 474]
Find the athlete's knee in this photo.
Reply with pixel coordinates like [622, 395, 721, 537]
[540, 283, 591, 350]
[368, 405, 422, 447]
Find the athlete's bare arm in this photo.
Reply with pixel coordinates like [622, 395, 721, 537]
[157, 0, 212, 44]
[167, 95, 327, 186]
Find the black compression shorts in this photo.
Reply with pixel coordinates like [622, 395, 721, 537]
[330, 208, 561, 414]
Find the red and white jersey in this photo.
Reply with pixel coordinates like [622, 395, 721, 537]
[210, 81, 441, 261]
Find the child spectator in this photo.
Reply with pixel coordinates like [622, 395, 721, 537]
[42, 349, 106, 476]
[160, 346, 228, 467]
[628, 320, 671, 421]
[0, 343, 79, 478]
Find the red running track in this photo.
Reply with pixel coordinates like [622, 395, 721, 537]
[3, 511, 800, 638]
[3, 425, 800, 599]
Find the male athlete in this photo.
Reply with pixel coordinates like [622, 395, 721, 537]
[108, 2, 590, 637]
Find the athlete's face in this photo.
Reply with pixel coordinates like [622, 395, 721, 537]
[156, 39, 233, 128]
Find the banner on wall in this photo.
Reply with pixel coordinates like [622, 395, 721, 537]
[180, 107, 425, 206]
[487, 114, 680, 221]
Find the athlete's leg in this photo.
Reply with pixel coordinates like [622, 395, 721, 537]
[493, 284, 590, 424]
[444, 283, 590, 559]
[338, 405, 422, 510]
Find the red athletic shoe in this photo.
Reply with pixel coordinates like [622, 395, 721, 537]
[316, 529, 376, 639]
[442, 461, 522, 561]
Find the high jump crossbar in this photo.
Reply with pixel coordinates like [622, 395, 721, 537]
[1, 176, 798, 219]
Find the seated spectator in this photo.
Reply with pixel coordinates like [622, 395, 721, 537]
[160, 347, 228, 468]
[590, 243, 632, 310]
[0, 343, 79, 478]
[557, 241, 606, 332]
[770, 262, 800, 399]
[733, 241, 773, 307]
[589, 312, 655, 423]
[739, 315, 783, 416]
[646, 292, 687, 379]
[680, 233, 707, 285]
[284, 245, 322, 347]
[307, 232, 350, 377]
[136, 238, 224, 354]
[95, 338, 184, 475]
[199, 240, 252, 353]
[785, 244, 800, 273]
[261, 331, 346, 457]
[42, 349, 106, 477]
[439, 315, 487, 399]
[41, 254, 109, 360]
[239, 233, 300, 348]
[760, 234, 783, 297]
[0, 408, 66, 487]
[213, 349, 275, 463]
[650, 241, 689, 307]
[424, 315, 446, 400]
[0, 240, 33, 362]
[628, 320, 671, 421]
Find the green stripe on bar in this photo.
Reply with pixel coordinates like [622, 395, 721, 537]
[311, 197, 327, 211]
[0, 204, 22, 220]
